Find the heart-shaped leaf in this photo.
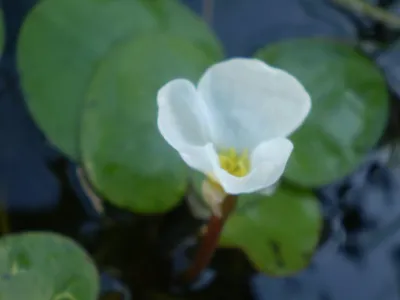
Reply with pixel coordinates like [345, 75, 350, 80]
[220, 186, 322, 276]
[0, 232, 99, 300]
[18, 0, 222, 160]
[255, 38, 388, 187]
[81, 34, 218, 213]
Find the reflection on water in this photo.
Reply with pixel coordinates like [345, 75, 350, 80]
[253, 151, 400, 300]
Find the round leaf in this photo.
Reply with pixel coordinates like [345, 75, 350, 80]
[81, 34, 217, 213]
[18, 0, 155, 160]
[0, 232, 99, 300]
[255, 38, 388, 187]
[220, 187, 322, 276]
[18, 0, 222, 160]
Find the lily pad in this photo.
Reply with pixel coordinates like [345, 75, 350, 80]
[0, 232, 99, 300]
[81, 34, 217, 213]
[255, 38, 388, 187]
[18, 0, 222, 160]
[220, 187, 322, 276]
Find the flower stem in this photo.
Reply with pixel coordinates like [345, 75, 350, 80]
[202, 0, 214, 25]
[180, 194, 237, 283]
[332, 0, 400, 29]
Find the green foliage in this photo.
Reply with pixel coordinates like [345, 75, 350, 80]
[256, 38, 388, 187]
[221, 186, 322, 276]
[18, 0, 222, 160]
[16, 0, 391, 278]
[81, 34, 218, 213]
[17, 0, 222, 214]
[0, 232, 99, 300]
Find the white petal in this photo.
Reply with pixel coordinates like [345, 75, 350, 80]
[158, 80, 216, 175]
[197, 58, 311, 150]
[179, 144, 214, 174]
[208, 138, 293, 194]
[157, 79, 210, 152]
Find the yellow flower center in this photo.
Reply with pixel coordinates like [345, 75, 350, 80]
[218, 148, 250, 177]
[206, 148, 251, 191]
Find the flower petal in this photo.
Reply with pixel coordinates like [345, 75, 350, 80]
[157, 79, 211, 151]
[197, 58, 311, 150]
[179, 144, 214, 174]
[208, 137, 293, 194]
[158, 79, 217, 175]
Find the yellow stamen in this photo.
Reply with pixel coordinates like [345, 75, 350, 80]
[206, 148, 251, 191]
[218, 148, 250, 177]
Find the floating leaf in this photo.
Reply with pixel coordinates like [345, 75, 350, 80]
[0, 232, 99, 300]
[255, 38, 388, 187]
[220, 187, 322, 276]
[18, 0, 222, 160]
[81, 34, 217, 213]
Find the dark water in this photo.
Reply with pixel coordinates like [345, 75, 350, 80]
[2, 0, 400, 299]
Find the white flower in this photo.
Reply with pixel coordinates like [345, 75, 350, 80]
[157, 58, 311, 195]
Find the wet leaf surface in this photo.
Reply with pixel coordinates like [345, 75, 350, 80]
[220, 187, 322, 276]
[0, 231, 99, 300]
[18, 0, 155, 159]
[81, 34, 218, 213]
[18, 0, 221, 160]
[256, 38, 389, 187]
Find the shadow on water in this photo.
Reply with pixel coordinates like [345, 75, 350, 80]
[2, 0, 400, 299]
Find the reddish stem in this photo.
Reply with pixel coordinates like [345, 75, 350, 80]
[202, 0, 214, 24]
[180, 194, 237, 283]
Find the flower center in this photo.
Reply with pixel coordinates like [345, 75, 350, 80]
[218, 148, 250, 177]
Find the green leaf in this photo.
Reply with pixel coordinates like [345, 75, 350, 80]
[0, 232, 99, 300]
[220, 187, 322, 276]
[255, 38, 388, 187]
[18, 0, 155, 160]
[81, 34, 217, 213]
[18, 0, 222, 160]
[140, 0, 223, 59]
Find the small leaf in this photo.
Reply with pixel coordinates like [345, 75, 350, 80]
[255, 38, 389, 187]
[81, 34, 218, 213]
[0, 232, 99, 300]
[18, 0, 222, 160]
[220, 186, 322, 276]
